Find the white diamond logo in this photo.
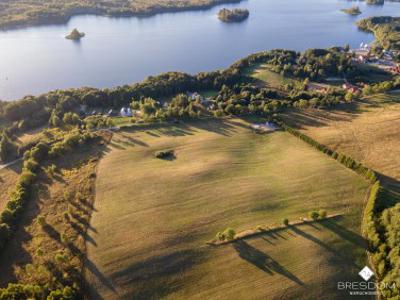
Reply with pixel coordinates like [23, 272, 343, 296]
[359, 266, 374, 281]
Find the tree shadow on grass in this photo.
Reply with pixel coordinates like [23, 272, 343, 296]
[288, 225, 359, 269]
[318, 217, 368, 249]
[84, 257, 117, 295]
[232, 240, 304, 286]
[189, 118, 237, 137]
[87, 249, 203, 299]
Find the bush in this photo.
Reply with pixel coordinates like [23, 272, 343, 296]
[318, 210, 327, 218]
[309, 211, 319, 221]
[223, 228, 236, 241]
[282, 218, 289, 226]
[37, 216, 46, 227]
[154, 150, 174, 159]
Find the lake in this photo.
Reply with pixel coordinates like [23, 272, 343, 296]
[1, 0, 400, 100]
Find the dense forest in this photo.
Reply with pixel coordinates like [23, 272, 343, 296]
[0, 0, 242, 29]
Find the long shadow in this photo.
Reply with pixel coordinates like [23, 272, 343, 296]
[70, 221, 97, 246]
[232, 240, 304, 285]
[318, 218, 368, 249]
[189, 118, 237, 136]
[85, 258, 117, 294]
[288, 225, 359, 268]
[85, 249, 202, 299]
[118, 133, 149, 147]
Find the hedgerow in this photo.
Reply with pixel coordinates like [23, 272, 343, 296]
[276, 119, 399, 298]
[0, 130, 95, 298]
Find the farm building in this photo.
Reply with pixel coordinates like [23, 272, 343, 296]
[251, 121, 278, 133]
[342, 83, 361, 93]
[120, 107, 133, 117]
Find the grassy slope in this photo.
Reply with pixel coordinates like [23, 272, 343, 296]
[86, 118, 369, 299]
[282, 92, 400, 181]
[247, 64, 292, 89]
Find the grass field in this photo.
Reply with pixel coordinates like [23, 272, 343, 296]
[282, 91, 400, 181]
[86, 117, 370, 299]
[247, 64, 292, 89]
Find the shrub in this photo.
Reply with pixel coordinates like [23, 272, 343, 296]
[216, 231, 224, 241]
[309, 211, 319, 221]
[223, 228, 236, 241]
[0, 209, 15, 224]
[154, 150, 174, 159]
[282, 218, 289, 226]
[55, 253, 67, 264]
[37, 216, 46, 227]
[318, 210, 327, 218]
[36, 248, 44, 257]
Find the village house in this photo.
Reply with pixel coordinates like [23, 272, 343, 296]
[120, 107, 133, 117]
[342, 83, 361, 93]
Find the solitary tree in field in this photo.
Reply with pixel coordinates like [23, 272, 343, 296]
[318, 209, 327, 218]
[309, 211, 319, 221]
[223, 228, 236, 241]
[282, 218, 289, 226]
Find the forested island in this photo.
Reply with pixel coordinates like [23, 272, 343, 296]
[65, 28, 85, 40]
[218, 8, 249, 22]
[0, 0, 243, 30]
[341, 6, 362, 15]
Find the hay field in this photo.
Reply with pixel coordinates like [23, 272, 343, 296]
[282, 92, 400, 181]
[86, 118, 369, 299]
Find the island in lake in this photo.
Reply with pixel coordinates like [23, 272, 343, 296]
[65, 28, 85, 40]
[218, 8, 249, 23]
[341, 6, 362, 15]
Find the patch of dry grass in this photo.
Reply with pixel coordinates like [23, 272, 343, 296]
[0, 162, 22, 212]
[86, 118, 369, 299]
[0, 135, 109, 294]
[282, 92, 400, 181]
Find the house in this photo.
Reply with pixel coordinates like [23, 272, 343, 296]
[342, 83, 361, 93]
[120, 107, 133, 117]
[389, 65, 400, 74]
[187, 92, 204, 102]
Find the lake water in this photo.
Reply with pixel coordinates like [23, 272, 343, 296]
[1, 0, 400, 100]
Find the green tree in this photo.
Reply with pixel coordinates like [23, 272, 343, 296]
[0, 133, 17, 162]
[309, 211, 319, 221]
